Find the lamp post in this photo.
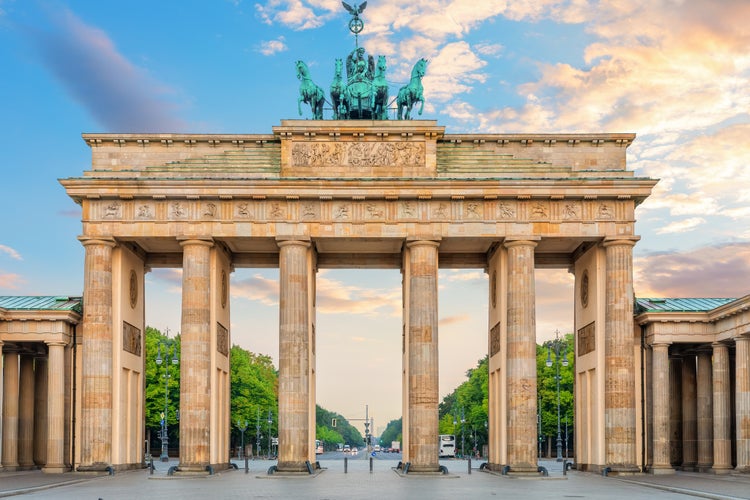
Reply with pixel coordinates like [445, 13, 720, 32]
[267, 409, 273, 459]
[460, 408, 466, 458]
[237, 419, 248, 459]
[255, 407, 261, 458]
[545, 329, 568, 462]
[155, 342, 179, 462]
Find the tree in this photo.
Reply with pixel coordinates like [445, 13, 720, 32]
[145, 327, 181, 454]
[315, 405, 363, 448]
[438, 356, 489, 456]
[537, 333, 575, 457]
[379, 418, 402, 448]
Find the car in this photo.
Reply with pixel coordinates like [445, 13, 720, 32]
[343, 444, 351, 453]
[351, 447, 358, 454]
[373, 445, 381, 452]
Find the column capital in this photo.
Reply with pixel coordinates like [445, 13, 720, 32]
[602, 236, 640, 248]
[177, 237, 214, 248]
[405, 239, 440, 249]
[650, 341, 671, 349]
[735, 334, 750, 344]
[712, 341, 730, 349]
[276, 238, 311, 249]
[44, 340, 68, 348]
[503, 238, 539, 250]
[77, 236, 116, 248]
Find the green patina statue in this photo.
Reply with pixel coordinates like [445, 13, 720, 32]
[295, 1, 427, 120]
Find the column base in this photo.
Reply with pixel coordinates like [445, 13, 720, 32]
[43, 465, 70, 474]
[649, 466, 675, 475]
[604, 464, 641, 476]
[734, 465, 750, 474]
[76, 463, 113, 473]
[274, 460, 318, 475]
[710, 466, 733, 475]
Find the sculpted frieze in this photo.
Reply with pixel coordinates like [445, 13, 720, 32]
[92, 198, 628, 226]
[291, 141, 425, 168]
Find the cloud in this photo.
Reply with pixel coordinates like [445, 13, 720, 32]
[0, 245, 22, 261]
[439, 313, 471, 327]
[255, 0, 339, 30]
[24, 6, 188, 132]
[655, 217, 706, 235]
[0, 272, 24, 289]
[634, 242, 750, 298]
[257, 37, 288, 55]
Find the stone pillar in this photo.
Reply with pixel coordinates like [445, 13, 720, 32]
[177, 238, 213, 472]
[405, 240, 440, 473]
[669, 357, 683, 466]
[277, 239, 313, 472]
[736, 335, 750, 472]
[711, 342, 732, 474]
[44, 342, 67, 473]
[696, 351, 713, 471]
[602, 238, 639, 472]
[505, 239, 538, 473]
[650, 343, 673, 473]
[17, 355, 35, 469]
[2, 351, 19, 469]
[681, 355, 697, 471]
[33, 356, 48, 467]
[77, 237, 116, 470]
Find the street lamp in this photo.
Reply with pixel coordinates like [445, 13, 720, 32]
[155, 342, 179, 462]
[255, 407, 261, 458]
[236, 419, 248, 459]
[545, 329, 568, 462]
[460, 408, 466, 458]
[267, 409, 273, 459]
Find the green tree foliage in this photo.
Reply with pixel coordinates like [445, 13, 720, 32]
[229, 345, 278, 450]
[145, 327, 181, 452]
[315, 405, 363, 448]
[537, 333, 575, 445]
[438, 356, 489, 456]
[379, 418, 402, 447]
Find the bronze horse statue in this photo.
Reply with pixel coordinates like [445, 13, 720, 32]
[372, 55, 389, 120]
[397, 58, 427, 120]
[296, 60, 325, 120]
[330, 58, 348, 120]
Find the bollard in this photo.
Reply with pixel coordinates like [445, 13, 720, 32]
[245, 455, 249, 474]
[149, 458, 154, 475]
[468, 457, 472, 474]
[344, 457, 348, 473]
[369, 456, 373, 473]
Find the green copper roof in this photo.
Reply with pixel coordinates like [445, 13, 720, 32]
[0, 296, 83, 314]
[635, 297, 736, 314]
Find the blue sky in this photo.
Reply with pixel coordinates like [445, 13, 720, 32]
[1, 0, 749, 430]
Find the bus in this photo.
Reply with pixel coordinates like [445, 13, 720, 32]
[438, 434, 456, 458]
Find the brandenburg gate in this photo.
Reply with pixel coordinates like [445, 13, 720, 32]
[59, 119, 656, 474]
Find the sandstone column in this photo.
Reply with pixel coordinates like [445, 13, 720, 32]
[669, 357, 683, 466]
[650, 342, 672, 473]
[33, 355, 48, 467]
[602, 238, 639, 472]
[736, 335, 750, 472]
[17, 355, 35, 469]
[2, 350, 19, 469]
[77, 237, 116, 470]
[696, 351, 713, 471]
[505, 239, 538, 473]
[44, 342, 67, 473]
[405, 240, 440, 473]
[277, 239, 313, 472]
[681, 355, 697, 471]
[711, 342, 732, 473]
[178, 238, 213, 472]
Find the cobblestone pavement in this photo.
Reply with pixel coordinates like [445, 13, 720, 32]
[2, 458, 749, 499]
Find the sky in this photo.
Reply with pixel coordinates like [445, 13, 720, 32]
[1, 0, 749, 433]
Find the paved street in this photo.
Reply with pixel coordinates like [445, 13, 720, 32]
[2, 457, 750, 499]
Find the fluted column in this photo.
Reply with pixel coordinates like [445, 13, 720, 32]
[277, 239, 313, 472]
[405, 240, 440, 473]
[177, 238, 213, 471]
[33, 356, 48, 467]
[17, 355, 35, 468]
[2, 351, 19, 469]
[77, 237, 116, 469]
[602, 238, 639, 472]
[681, 355, 697, 471]
[44, 342, 67, 473]
[669, 357, 683, 466]
[651, 343, 673, 473]
[736, 335, 750, 472]
[505, 239, 538, 472]
[696, 351, 713, 471]
[711, 342, 732, 473]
